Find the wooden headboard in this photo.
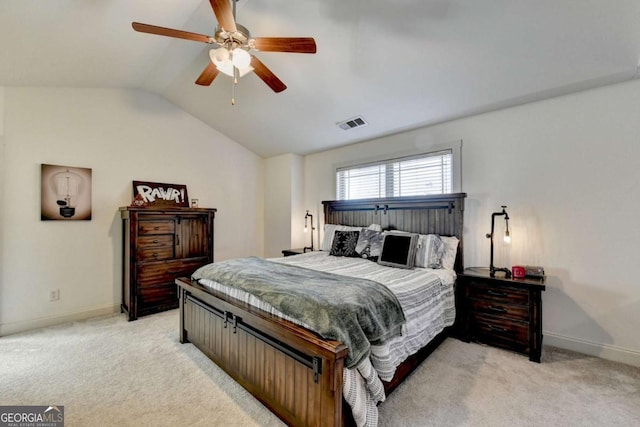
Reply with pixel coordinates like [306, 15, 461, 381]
[322, 193, 466, 273]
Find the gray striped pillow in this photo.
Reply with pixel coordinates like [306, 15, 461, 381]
[415, 234, 445, 268]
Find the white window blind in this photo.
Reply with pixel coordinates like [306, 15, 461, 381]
[336, 150, 453, 200]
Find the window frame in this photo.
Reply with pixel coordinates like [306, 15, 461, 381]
[334, 140, 462, 200]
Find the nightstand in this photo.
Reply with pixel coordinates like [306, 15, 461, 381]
[457, 267, 546, 362]
[281, 248, 306, 257]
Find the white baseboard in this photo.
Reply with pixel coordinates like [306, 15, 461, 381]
[0, 304, 121, 337]
[544, 331, 640, 368]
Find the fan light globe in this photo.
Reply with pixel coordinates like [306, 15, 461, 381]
[232, 48, 251, 69]
[209, 47, 230, 66]
[216, 61, 235, 77]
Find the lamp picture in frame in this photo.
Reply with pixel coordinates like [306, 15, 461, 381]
[41, 164, 92, 221]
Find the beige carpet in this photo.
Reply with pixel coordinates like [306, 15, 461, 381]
[1, 310, 638, 426]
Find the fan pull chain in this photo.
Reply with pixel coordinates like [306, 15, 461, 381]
[231, 66, 236, 105]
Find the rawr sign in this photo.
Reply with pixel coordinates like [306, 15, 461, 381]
[131, 181, 190, 207]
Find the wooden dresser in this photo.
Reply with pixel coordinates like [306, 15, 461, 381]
[457, 268, 546, 362]
[120, 207, 216, 321]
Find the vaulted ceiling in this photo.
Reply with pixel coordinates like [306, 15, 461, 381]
[2, 1, 639, 157]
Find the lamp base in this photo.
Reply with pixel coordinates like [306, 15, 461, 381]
[490, 267, 512, 278]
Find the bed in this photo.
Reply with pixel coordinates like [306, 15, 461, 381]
[176, 193, 466, 427]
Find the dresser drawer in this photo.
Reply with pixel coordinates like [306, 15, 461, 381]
[137, 246, 175, 261]
[137, 259, 206, 287]
[138, 283, 178, 303]
[137, 235, 175, 261]
[471, 314, 530, 353]
[138, 220, 175, 235]
[469, 299, 529, 322]
[467, 281, 528, 305]
[138, 235, 174, 248]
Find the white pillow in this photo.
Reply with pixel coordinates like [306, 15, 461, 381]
[415, 234, 445, 269]
[321, 223, 382, 251]
[439, 235, 459, 271]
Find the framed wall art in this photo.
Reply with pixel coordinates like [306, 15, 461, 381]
[41, 164, 92, 220]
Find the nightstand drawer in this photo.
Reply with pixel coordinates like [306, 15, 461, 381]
[469, 299, 529, 322]
[467, 282, 528, 305]
[471, 315, 529, 353]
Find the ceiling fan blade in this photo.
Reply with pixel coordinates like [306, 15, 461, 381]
[132, 22, 212, 44]
[209, 0, 237, 33]
[195, 62, 220, 86]
[251, 56, 287, 93]
[252, 37, 317, 54]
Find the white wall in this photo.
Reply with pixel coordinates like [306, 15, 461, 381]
[264, 153, 306, 257]
[1, 88, 5, 302]
[304, 79, 640, 366]
[0, 87, 264, 335]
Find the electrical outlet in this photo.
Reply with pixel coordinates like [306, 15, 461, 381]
[49, 289, 60, 302]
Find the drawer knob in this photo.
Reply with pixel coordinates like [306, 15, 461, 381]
[153, 239, 159, 244]
[488, 305, 507, 313]
[154, 226, 160, 230]
[488, 324, 508, 333]
[153, 253, 158, 257]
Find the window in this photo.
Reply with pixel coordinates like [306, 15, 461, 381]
[336, 150, 453, 200]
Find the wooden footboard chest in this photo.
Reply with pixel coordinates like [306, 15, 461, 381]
[178, 277, 348, 427]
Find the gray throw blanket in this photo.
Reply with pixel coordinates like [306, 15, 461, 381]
[192, 257, 406, 368]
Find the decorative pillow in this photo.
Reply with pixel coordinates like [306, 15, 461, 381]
[377, 232, 419, 269]
[439, 235, 460, 271]
[415, 234, 445, 269]
[368, 223, 382, 232]
[321, 223, 382, 251]
[355, 229, 384, 261]
[329, 230, 360, 257]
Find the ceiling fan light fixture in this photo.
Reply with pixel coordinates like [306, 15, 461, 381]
[231, 48, 251, 69]
[210, 48, 253, 77]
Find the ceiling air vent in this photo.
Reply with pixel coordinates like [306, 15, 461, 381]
[337, 116, 368, 130]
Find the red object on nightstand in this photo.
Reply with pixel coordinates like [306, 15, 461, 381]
[512, 265, 526, 278]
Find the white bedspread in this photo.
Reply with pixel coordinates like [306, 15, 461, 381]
[195, 251, 455, 427]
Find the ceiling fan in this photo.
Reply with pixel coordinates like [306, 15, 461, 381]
[132, 0, 316, 104]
